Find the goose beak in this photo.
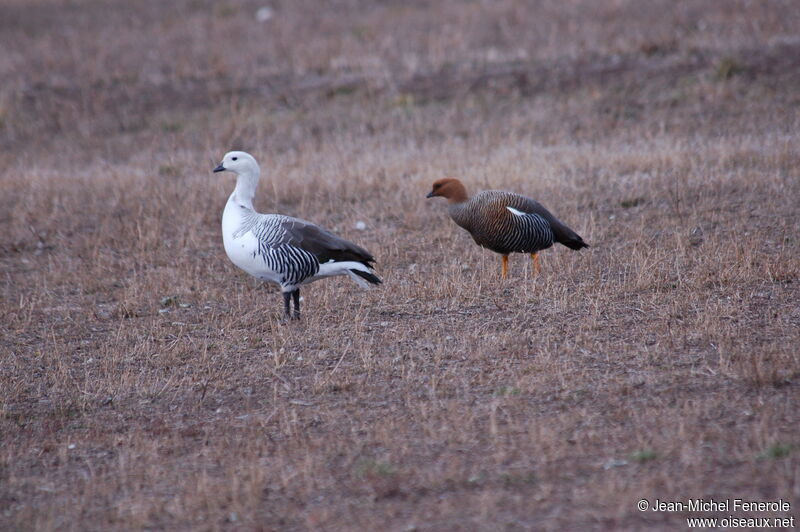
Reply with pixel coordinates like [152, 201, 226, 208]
[213, 164, 225, 173]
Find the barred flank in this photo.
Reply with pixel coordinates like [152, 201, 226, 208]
[448, 190, 584, 255]
[266, 245, 319, 285]
[235, 212, 320, 286]
[499, 210, 553, 253]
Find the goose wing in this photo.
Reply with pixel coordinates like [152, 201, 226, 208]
[277, 216, 376, 266]
[509, 194, 589, 250]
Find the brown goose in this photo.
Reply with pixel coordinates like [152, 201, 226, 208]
[427, 178, 588, 278]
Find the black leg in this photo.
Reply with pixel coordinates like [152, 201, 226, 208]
[291, 289, 300, 319]
[282, 291, 292, 319]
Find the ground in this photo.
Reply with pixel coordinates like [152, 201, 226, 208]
[1, 1, 799, 530]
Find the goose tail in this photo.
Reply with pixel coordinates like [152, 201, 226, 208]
[348, 268, 382, 288]
[317, 260, 382, 289]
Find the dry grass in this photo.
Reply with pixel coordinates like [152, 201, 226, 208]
[1, 1, 799, 530]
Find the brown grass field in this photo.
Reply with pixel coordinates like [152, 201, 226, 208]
[1, 1, 799, 530]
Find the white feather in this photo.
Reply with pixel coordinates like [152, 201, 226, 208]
[317, 260, 374, 289]
[506, 206, 526, 216]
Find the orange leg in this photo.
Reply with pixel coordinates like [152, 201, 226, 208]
[501, 255, 508, 280]
[530, 253, 540, 276]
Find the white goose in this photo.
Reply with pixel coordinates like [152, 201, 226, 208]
[213, 151, 381, 319]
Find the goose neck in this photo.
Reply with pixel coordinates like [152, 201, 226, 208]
[232, 170, 259, 209]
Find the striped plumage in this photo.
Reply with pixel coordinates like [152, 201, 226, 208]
[233, 212, 320, 286]
[427, 178, 588, 278]
[214, 151, 381, 319]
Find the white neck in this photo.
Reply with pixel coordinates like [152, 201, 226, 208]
[230, 167, 260, 210]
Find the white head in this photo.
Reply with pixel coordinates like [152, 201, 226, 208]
[213, 151, 259, 176]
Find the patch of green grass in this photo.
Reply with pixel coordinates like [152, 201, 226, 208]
[716, 56, 744, 80]
[493, 385, 520, 397]
[757, 443, 793, 461]
[630, 449, 658, 463]
[393, 93, 415, 112]
[500, 470, 536, 486]
[356, 459, 396, 478]
[328, 84, 357, 98]
[161, 121, 183, 133]
[214, 4, 236, 18]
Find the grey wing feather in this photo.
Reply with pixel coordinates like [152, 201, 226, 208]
[279, 217, 376, 266]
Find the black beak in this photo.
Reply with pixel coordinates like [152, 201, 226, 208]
[426, 191, 435, 198]
[213, 164, 225, 173]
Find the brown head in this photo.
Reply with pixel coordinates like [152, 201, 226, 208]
[426, 178, 469, 204]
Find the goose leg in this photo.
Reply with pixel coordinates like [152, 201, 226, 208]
[530, 253, 540, 276]
[292, 289, 300, 319]
[282, 291, 292, 319]
[501, 255, 508, 280]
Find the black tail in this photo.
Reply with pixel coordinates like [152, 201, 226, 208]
[549, 218, 589, 251]
[349, 269, 382, 285]
[562, 236, 589, 250]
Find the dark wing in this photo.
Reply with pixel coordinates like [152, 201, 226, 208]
[279, 217, 376, 266]
[508, 194, 589, 250]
